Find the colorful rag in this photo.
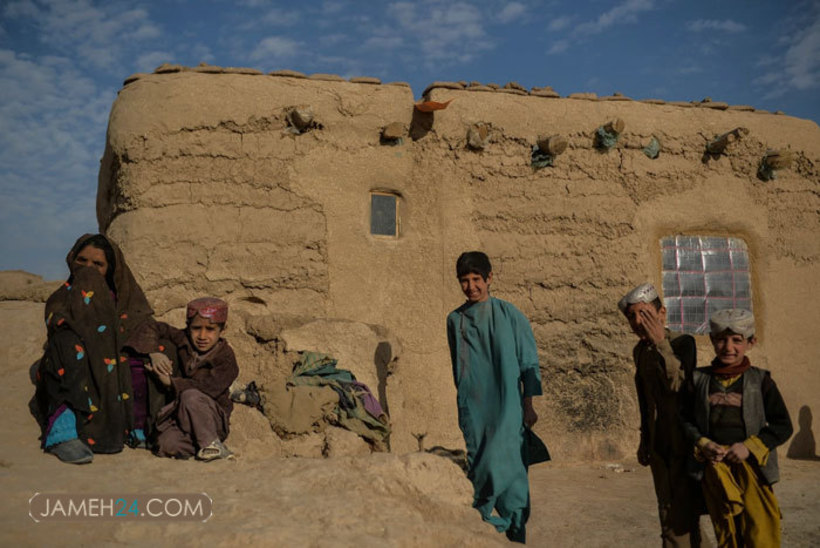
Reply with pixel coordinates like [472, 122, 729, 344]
[289, 352, 390, 450]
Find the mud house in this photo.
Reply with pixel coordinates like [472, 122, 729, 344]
[96, 65, 820, 458]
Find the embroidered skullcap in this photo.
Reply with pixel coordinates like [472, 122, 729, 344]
[186, 297, 228, 324]
[710, 308, 755, 338]
[618, 283, 659, 313]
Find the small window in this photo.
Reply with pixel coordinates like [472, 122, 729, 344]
[661, 235, 752, 334]
[370, 192, 399, 237]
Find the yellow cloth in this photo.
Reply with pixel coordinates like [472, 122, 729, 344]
[701, 453, 781, 547]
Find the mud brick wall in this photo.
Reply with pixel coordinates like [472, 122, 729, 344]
[98, 68, 820, 458]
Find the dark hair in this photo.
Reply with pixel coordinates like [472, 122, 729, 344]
[75, 234, 116, 289]
[456, 251, 492, 280]
[185, 315, 227, 330]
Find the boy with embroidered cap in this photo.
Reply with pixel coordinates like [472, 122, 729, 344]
[681, 309, 792, 547]
[619, 283, 708, 547]
[127, 297, 238, 461]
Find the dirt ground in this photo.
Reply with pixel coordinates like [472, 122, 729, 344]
[1, 300, 818, 547]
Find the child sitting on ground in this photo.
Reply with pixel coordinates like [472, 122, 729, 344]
[127, 297, 238, 461]
[681, 308, 793, 547]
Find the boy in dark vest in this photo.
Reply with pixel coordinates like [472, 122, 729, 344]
[681, 308, 793, 547]
[619, 283, 708, 547]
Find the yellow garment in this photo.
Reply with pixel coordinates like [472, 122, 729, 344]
[701, 454, 781, 547]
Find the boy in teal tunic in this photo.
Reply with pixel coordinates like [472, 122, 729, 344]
[446, 251, 543, 543]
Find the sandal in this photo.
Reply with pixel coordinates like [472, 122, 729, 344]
[196, 439, 234, 461]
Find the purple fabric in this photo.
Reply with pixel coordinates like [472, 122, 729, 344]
[130, 357, 149, 430]
[45, 404, 69, 438]
[350, 381, 385, 419]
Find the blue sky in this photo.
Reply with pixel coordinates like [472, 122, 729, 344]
[1, 0, 819, 280]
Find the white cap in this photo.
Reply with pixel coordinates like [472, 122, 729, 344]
[710, 308, 755, 338]
[618, 283, 659, 313]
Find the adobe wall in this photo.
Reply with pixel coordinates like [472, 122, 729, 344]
[98, 68, 820, 459]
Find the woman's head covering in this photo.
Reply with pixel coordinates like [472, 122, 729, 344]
[62, 234, 153, 325]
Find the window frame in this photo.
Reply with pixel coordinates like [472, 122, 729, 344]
[660, 235, 753, 335]
[369, 190, 401, 238]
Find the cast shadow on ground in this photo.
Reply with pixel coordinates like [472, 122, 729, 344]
[787, 405, 820, 460]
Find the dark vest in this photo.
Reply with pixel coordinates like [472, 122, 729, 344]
[690, 366, 779, 484]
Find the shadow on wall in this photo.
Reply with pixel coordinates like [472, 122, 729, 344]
[409, 109, 433, 141]
[787, 405, 819, 460]
[374, 341, 393, 417]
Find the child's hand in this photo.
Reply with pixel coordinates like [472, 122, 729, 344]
[725, 442, 750, 463]
[702, 441, 727, 462]
[637, 441, 651, 466]
[149, 352, 173, 376]
[639, 307, 666, 345]
[156, 372, 172, 388]
[523, 397, 538, 428]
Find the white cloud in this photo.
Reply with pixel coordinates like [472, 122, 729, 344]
[753, 11, 820, 95]
[249, 36, 301, 61]
[136, 51, 173, 73]
[386, 1, 492, 64]
[687, 19, 747, 33]
[0, 48, 113, 277]
[498, 2, 526, 24]
[547, 39, 568, 55]
[573, 0, 654, 36]
[548, 16, 571, 32]
[362, 35, 404, 50]
[756, 54, 779, 67]
[3, 1, 165, 70]
[783, 15, 820, 89]
[320, 33, 348, 47]
[2, 0, 41, 18]
[187, 43, 215, 65]
[261, 8, 301, 26]
[677, 64, 702, 75]
[322, 1, 345, 15]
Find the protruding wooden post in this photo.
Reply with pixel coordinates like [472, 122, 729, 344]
[706, 127, 749, 154]
[596, 118, 625, 150]
[758, 148, 794, 181]
[603, 118, 625, 135]
[532, 134, 568, 169]
[381, 122, 405, 145]
[286, 106, 316, 133]
[467, 123, 490, 150]
[537, 134, 568, 156]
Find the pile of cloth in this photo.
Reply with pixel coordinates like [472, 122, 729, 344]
[235, 352, 390, 451]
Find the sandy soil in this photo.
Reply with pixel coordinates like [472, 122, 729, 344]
[1, 300, 818, 547]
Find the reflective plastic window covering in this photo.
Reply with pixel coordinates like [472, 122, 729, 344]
[661, 236, 752, 334]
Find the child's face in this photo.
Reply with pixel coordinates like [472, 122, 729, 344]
[710, 331, 755, 367]
[187, 315, 224, 354]
[624, 302, 665, 341]
[73, 245, 109, 278]
[459, 271, 492, 303]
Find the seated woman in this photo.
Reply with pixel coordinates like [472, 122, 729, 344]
[31, 234, 167, 464]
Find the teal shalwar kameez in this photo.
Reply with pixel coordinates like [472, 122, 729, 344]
[446, 297, 543, 543]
